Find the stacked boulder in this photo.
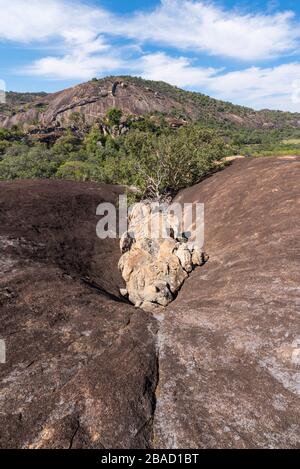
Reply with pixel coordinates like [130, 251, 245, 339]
[118, 202, 207, 312]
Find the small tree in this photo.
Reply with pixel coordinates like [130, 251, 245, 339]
[106, 108, 122, 127]
[84, 124, 105, 159]
[56, 161, 97, 182]
[119, 126, 225, 199]
[69, 112, 86, 129]
[52, 131, 82, 160]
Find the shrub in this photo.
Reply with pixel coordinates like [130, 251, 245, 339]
[56, 161, 99, 182]
[0, 121, 226, 196]
[0, 139, 9, 155]
[106, 108, 122, 126]
[69, 112, 86, 128]
[114, 126, 226, 199]
[52, 131, 82, 159]
[0, 143, 61, 180]
[84, 124, 105, 159]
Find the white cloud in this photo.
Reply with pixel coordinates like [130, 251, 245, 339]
[136, 52, 218, 88]
[0, 0, 110, 43]
[120, 0, 299, 61]
[0, 0, 299, 64]
[0, 0, 118, 79]
[132, 54, 300, 111]
[0, 0, 300, 111]
[27, 50, 122, 80]
[205, 63, 300, 111]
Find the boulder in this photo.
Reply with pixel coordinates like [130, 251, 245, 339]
[119, 202, 205, 311]
[175, 244, 193, 272]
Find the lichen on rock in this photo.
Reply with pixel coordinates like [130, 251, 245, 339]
[118, 201, 207, 312]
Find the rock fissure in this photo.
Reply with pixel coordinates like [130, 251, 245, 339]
[68, 417, 80, 449]
[80, 277, 130, 304]
[151, 332, 161, 447]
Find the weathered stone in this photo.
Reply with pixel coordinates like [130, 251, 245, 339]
[0, 180, 158, 449]
[154, 156, 300, 449]
[164, 255, 188, 293]
[191, 245, 203, 265]
[118, 202, 202, 310]
[119, 288, 128, 297]
[1, 157, 300, 450]
[175, 244, 193, 272]
[2, 76, 300, 131]
[120, 231, 134, 253]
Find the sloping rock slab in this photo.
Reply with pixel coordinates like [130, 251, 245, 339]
[154, 157, 300, 448]
[0, 181, 158, 449]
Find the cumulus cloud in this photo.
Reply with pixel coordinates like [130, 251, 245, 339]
[120, 0, 299, 61]
[27, 49, 122, 80]
[136, 53, 218, 88]
[1, 0, 299, 63]
[0, 0, 300, 110]
[205, 63, 300, 111]
[0, 0, 117, 79]
[0, 0, 110, 43]
[133, 54, 300, 111]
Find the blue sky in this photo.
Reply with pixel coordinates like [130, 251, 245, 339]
[0, 0, 300, 111]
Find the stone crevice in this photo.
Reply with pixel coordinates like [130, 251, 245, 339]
[68, 417, 81, 449]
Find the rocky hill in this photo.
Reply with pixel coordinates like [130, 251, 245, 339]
[1, 76, 300, 131]
[1, 156, 299, 448]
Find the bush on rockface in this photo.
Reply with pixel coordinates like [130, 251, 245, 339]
[106, 108, 123, 127]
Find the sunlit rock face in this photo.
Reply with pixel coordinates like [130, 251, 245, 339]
[1, 157, 300, 449]
[118, 201, 207, 312]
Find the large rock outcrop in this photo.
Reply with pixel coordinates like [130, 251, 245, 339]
[154, 156, 300, 448]
[0, 156, 300, 448]
[1, 76, 300, 130]
[0, 180, 158, 448]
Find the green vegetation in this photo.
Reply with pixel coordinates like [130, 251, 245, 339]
[69, 112, 86, 128]
[281, 139, 300, 145]
[56, 161, 97, 181]
[0, 91, 48, 119]
[0, 110, 228, 198]
[225, 127, 300, 157]
[0, 143, 64, 180]
[116, 127, 225, 198]
[106, 108, 122, 126]
[1, 92, 300, 197]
